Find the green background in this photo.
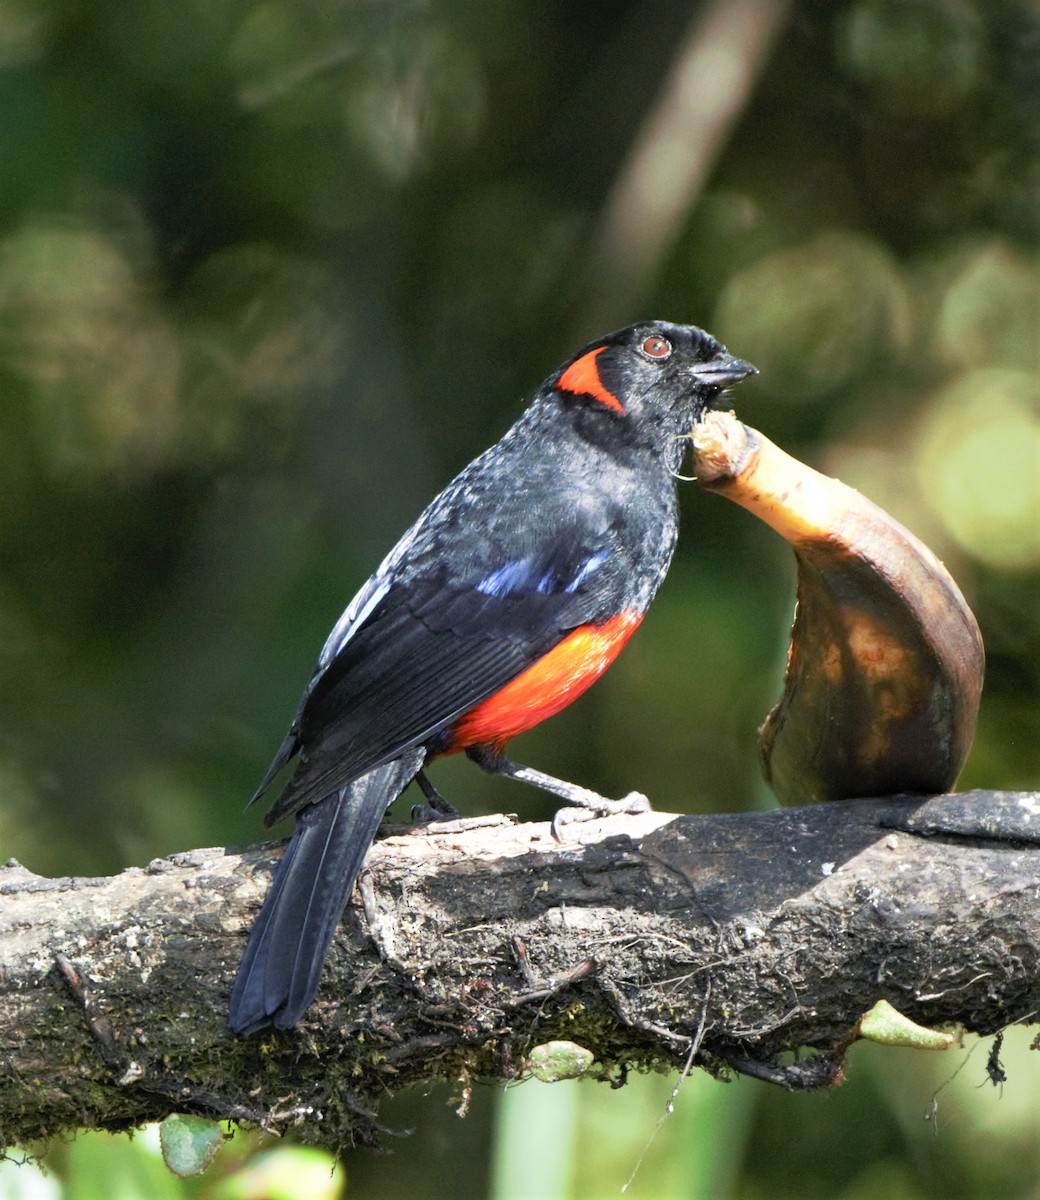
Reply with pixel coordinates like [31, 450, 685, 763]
[1, 0, 1038, 1196]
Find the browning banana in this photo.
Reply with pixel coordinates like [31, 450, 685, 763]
[691, 411, 984, 805]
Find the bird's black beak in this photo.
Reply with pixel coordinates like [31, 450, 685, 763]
[689, 353, 758, 387]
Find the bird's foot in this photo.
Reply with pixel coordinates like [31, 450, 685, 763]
[410, 796, 461, 824]
[551, 790, 652, 837]
[463, 746, 652, 835]
[410, 769, 461, 823]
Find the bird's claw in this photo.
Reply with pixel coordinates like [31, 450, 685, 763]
[550, 790, 652, 839]
[410, 799, 461, 824]
[618, 790, 652, 814]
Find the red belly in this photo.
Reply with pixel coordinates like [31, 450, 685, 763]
[448, 610, 643, 751]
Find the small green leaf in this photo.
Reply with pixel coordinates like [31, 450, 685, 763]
[526, 1040, 595, 1083]
[859, 1000, 954, 1050]
[159, 1113, 225, 1178]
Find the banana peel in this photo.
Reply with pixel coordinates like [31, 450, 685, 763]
[691, 411, 984, 805]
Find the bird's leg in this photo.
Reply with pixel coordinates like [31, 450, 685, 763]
[410, 768, 461, 823]
[466, 745, 651, 828]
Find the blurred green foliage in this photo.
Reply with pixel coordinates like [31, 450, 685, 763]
[0, 0, 1037, 1196]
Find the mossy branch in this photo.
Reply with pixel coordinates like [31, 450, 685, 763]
[2, 790, 1039, 1152]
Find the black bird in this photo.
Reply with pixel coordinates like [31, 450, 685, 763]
[229, 320, 755, 1034]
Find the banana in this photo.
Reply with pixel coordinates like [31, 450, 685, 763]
[691, 411, 984, 805]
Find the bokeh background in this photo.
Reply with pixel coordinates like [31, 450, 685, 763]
[1, 0, 1038, 1196]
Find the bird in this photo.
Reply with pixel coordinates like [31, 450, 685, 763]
[228, 320, 756, 1035]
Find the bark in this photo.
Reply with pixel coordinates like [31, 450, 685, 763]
[1, 790, 1038, 1153]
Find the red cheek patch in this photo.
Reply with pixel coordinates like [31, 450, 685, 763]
[557, 346, 625, 414]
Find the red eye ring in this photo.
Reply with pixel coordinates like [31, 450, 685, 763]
[641, 335, 672, 360]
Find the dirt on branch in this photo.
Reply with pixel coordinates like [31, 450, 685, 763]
[1, 790, 1038, 1151]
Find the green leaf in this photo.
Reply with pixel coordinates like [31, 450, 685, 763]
[158, 1114, 225, 1178]
[526, 1040, 595, 1083]
[858, 999, 954, 1050]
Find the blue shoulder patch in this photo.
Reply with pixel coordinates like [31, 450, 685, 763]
[475, 559, 533, 598]
[564, 548, 608, 593]
[475, 548, 608, 599]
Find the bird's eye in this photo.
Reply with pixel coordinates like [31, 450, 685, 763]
[641, 335, 672, 360]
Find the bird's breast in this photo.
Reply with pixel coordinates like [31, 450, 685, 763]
[442, 609, 645, 752]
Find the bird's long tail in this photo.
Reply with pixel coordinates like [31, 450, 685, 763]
[228, 749, 424, 1035]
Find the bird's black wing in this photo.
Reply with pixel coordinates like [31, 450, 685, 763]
[261, 522, 632, 826]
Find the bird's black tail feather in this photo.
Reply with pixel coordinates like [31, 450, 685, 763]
[228, 749, 424, 1035]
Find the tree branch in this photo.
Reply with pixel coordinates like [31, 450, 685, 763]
[2, 790, 1039, 1152]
